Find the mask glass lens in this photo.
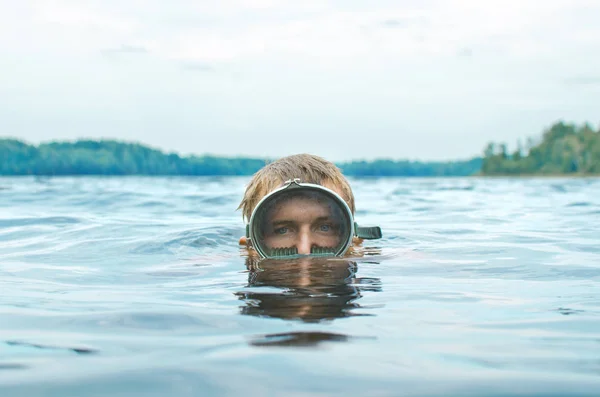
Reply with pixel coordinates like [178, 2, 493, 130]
[251, 187, 352, 258]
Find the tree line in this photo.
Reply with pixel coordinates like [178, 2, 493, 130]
[0, 139, 268, 176]
[482, 121, 600, 175]
[2, 120, 598, 177]
[0, 138, 481, 177]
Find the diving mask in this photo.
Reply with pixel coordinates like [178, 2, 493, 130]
[246, 179, 382, 259]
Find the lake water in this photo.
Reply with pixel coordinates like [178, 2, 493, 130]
[1, 176, 600, 397]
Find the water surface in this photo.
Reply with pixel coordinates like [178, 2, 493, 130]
[1, 176, 600, 396]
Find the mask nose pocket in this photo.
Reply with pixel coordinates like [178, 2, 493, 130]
[266, 246, 337, 258]
[310, 246, 337, 256]
[268, 246, 299, 258]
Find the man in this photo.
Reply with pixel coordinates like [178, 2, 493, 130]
[238, 153, 381, 259]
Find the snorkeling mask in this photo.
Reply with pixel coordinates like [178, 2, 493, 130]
[246, 179, 382, 259]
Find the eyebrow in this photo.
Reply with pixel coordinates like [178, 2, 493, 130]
[312, 216, 332, 223]
[271, 220, 297, 228]
[271, 216, 333, 226]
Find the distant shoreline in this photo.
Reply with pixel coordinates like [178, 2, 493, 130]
[0, 138, 483, 177]
[2, 174, 599, 179]
[469, 174, 600, 179]
[481, 121, 599, 176]
[2, 119, 599, 177]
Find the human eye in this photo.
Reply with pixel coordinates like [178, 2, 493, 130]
[274, 226, 289, 235]
[318, 223, 334, 233]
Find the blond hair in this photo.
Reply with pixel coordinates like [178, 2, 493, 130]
[238, 153, 355, 221]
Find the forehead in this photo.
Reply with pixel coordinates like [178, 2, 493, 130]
[262, 181, 344, 202]
[268, 195, 334, 220]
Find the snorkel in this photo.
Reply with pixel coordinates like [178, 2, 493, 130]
[246, 179, 382, 259]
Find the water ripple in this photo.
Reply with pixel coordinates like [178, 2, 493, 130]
[1, 176, 599, 396]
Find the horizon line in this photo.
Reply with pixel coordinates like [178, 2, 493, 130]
[1, 136, 483, 164]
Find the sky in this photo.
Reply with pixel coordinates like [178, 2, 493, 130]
[1, 0, 599, 161]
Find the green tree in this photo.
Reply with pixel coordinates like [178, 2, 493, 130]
[481, 121, 600, 176]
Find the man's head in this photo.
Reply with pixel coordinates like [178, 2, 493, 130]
[238, 153, 380, 259]
[238, 153, 355, 223]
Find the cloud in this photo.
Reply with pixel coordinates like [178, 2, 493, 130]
[180, 61, 215, 72]
[381, 19, 409, 28]
[101, 44, 149, 56]
[564, 76, 600, 86]
[457, 47, 473, 57]
[2, 0, 600, 161]
[379, 15, 428, 29]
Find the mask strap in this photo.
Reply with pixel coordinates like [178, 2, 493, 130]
[355, 223, 382, 239]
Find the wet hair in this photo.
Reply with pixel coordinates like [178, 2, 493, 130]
[238, 153, 355, 222]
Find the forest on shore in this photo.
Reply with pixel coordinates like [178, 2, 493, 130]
[482, 121, 600, 175]
[0, 138, 481, 176]
[1, 121, 598, 177]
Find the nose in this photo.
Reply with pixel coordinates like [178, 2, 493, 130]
[296, 227, 313, 255]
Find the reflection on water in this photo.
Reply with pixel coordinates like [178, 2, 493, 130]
[236, 257, 382, 323]
[249, 331, 351, 347]
[237, 257, 382, 346]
